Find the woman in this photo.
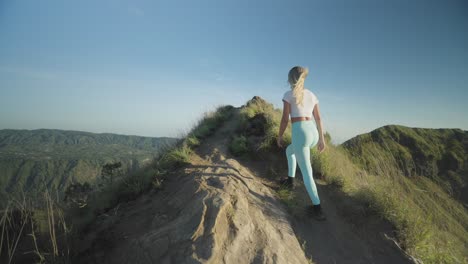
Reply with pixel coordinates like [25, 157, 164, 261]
[276, 66, 327, 221]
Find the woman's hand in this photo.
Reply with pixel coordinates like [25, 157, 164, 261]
[317, 138, 326, 153]
[277, 136, 284, 148]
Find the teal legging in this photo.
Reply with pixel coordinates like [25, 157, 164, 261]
[286, 120, 321, 205]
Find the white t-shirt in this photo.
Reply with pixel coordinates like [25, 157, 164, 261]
[282, 89, 319, 118]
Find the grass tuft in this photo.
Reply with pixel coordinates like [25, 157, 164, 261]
[1, 191, 71, 264]
[160, 145, 193, 168]
[186, 105, 234, 141]
[229, 135, 249, 156]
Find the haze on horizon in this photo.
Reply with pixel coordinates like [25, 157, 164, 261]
[1, 0, 467, 144]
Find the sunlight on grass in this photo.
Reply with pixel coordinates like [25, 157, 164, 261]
[240, 96, 468, 264]
[314, 144, 468, 264]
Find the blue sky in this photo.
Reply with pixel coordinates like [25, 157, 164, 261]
[1, 0, 467, 144]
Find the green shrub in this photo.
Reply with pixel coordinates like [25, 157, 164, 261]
[311, 147, 331, 178]
[159, 145, 193, 169]
[115, 167, 161, 200]
[277, 187, 296, 208]
[192, 123, 214, 139]
[190, 105, 234, 139]
[237, 97, 291, 152]
[184, 135, 200, 148]
[229, 135, 249, 156]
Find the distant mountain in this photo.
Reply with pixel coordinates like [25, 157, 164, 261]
[0, 129, 178, 197]
[341, 125, 468, 204]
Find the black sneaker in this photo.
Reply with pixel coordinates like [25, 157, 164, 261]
[278, 177, 294, 189]
[307, 204, 326, 221]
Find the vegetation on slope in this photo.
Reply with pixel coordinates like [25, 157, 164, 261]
[3, 97, 466, 263]
[0, 129, 175, 148]
[232, 96, 468, 264]
[0, 105, 235, 264]
[341, 125, 468, 204]
[0, 129, 177, 198]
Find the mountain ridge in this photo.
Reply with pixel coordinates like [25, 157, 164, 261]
[0, 129, 177, 198]
[75, 105, 413, 264]
[0, 128, 177, 147]
[340, 124, 468, 205]
[2, 97, 466, 264]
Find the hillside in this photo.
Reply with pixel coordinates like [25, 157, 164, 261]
[0, 129, 177, 198]
[74, 103, 412, 264]
[341, 125, 468, 205]
[3, 98, 466, 264]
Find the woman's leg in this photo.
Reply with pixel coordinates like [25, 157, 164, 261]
[285, 144, 297, 177]
[295, 146, 320, 205]
[292, 121, 321, 205]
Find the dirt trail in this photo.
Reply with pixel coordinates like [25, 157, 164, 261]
[77, 108, 413, 264]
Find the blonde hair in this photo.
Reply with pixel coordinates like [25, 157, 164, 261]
[288, 66, 309, 106]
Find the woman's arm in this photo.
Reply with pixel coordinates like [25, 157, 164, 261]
[313, 103, 326, 152]
[277, 100, 290, 147]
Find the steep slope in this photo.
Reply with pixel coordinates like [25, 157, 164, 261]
[341, 125, 468, 204]
[0, 129, 177, 197]
[76, 107, 412, 264]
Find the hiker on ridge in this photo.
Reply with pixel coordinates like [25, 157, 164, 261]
[276, 66, 327, 221]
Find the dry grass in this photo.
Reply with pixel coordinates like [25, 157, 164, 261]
[0, 190, 70, 264]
